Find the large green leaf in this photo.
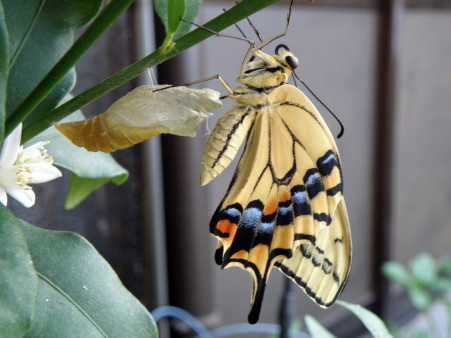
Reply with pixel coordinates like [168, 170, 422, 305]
[0, 1, 8, 141]
[2, 0, 102, 128]
[0, 205, 38, 337]
[28, 110, 129, 209]
[18, 219, 157, 337]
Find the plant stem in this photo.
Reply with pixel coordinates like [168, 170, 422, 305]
[21, 0, 281, 142]
[5, 0, 136, 138]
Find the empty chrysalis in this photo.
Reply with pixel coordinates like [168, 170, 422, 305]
[56, 85, 222, 152]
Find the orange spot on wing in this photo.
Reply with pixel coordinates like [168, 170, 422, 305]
[264, 198, 277, 215]
[216, 220, 238, 249]
[216, 219, 236, 235]
[280, 188, 291, 203]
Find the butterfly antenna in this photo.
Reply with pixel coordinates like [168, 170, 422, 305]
[245, 17, 263, 43]
[286, 0, 294, 31]
[294, 72, 345, 138]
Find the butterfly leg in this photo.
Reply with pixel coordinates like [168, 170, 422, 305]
[152, 75, 234, 97]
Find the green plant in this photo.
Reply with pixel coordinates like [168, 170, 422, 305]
[383, 253, 451, 337]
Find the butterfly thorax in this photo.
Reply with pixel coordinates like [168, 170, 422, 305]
[229, 87, 273, 107]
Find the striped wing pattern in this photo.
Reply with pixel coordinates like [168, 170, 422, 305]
[206, 84, 351, 323]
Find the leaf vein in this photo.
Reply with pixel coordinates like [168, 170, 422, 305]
[37, 271, 109, 338]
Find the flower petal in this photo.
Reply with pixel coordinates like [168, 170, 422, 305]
[19, 163, 62, 183]
[0, 124, 22, 166]
[0, 166, 19, 189]
[0, 187, 8, 206]
[6, 186, 35, 208]
[17, 141, 52, 164]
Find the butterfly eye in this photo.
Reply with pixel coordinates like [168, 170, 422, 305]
[275, 44, 290, 55]
[285, 55, 298, 69]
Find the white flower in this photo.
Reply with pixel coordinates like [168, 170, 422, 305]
[0, 123, 62, 207]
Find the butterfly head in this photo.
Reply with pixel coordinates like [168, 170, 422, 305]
[238, 44, 299, 90]
[274, 44, 298, 71]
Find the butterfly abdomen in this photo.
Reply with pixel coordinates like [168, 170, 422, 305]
[201, 105, 258, 186]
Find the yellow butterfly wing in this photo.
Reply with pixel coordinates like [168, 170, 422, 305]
[209, 84, 351, 323]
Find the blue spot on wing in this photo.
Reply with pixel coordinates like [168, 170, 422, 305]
[321, 152, 335, 164]
[252, 212, 276, 247]
[292, 187, 306, 204]
[224, 207, 242, 219]
[305, 172, 320, 186]
[291, 185, 312, 216]
[241, 207, 262, 229]
[317, 150, 338, 176]
[279, 205, 292, 216]
[225, 200, 264, 261]
[277, 200, 293, 226]
[259, 221, 275, 233]
[304, 169, 324, 199]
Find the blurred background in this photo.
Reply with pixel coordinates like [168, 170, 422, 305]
[11, 0, 451, 336]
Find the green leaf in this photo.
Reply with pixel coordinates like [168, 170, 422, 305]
[168, 0, 186, 35]
[0, 1, 8, 142]
[412, 330, 429, 338]
[304, 315, 336, 338]
[385, 321, 402, 338]
[28, 110, 129, 208]
[433, 277, 451, 293]
[337, 301, 393, 338]
[18, 219, 157, 337]
[382, 261, 412, 287]
[175, 0, 201, 39]
[0, 205, 38, 337]
[410, 253, 437, 285]
[438, 259, 451, 276]
[65, 175, 111, 210]
[155, 0, 188, 51]
[407, 284, 433, 311]
[154, 0, 201, 47]
[154, 0, 176, 34]
[2, 0, 102, 128]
